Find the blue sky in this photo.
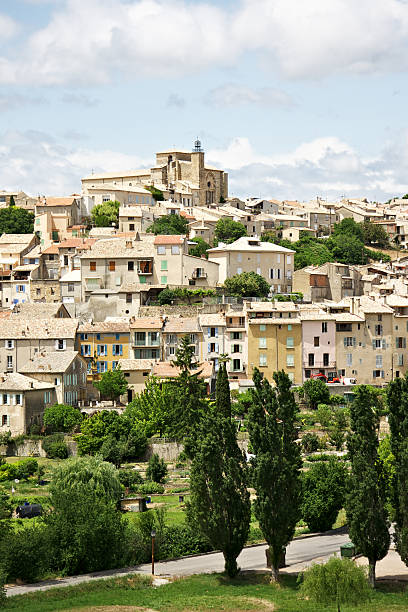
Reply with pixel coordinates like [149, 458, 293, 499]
[2, 0, 408, 201]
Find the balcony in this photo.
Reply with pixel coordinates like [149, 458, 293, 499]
[303, 360, 336, 368]
[226, 318, 245, 328]
[191, 268, 207, 279]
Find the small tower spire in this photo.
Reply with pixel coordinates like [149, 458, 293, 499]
[193, 137, 203, 152]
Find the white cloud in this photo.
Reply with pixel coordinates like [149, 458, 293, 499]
[3, 0, 408, 85]
[61, 92, 99, 107]
[206, 84, 294, 108]
[207, 135, 408, 201]
[0, 14, 19, 41]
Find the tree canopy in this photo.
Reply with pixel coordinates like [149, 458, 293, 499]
[147, 214, 188, 235]
[0, 207, 34, 234]
[188, 237, 210, 258]
[223, 271, 270, 298]
[43, 404, 82, 433]
[94, 366, 128, 402]
[214, 218, 247, 244]
[91, 200, 120, 228]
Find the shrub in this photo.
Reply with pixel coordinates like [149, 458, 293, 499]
[15, 458, 38, 480]
[302, 379, 330, 410]
[160, 525, 212, 558]
[43, 403, 82, 433]
[301, 433, 319, 453]
[118, 469, 143, 489]
[42, 434, 69, 459]
[137, 482, 165, 495]
[316, 404, 332, 428]
[299, 557, 371, 610]
[301, 458, 347, 532]
[6, 524, 51, 583]
[0, 567, 5, 607]
[146, 453, 168, 483]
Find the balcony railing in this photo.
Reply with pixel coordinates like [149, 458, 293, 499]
[191, 269, 207, 279]
[303, 360, 336, 368]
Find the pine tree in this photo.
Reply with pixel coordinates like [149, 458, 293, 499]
[187, 363, 250, 577]
[346, 385, 390, 587]
[386, 375, 408, 567]
[248, 368, 302, 581]
[167, 335, 207, 445]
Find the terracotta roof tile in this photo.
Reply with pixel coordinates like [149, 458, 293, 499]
[154, 235, 185, 245]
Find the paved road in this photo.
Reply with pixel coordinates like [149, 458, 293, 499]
[6, 530, 349, 598]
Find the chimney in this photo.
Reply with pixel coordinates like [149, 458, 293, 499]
[125, 240, 133, 249]
[30, 381, 34, 388]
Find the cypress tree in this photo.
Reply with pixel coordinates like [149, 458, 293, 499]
[187, 363, 250, 577]
[248, 368, 302, 581]
[386, 375, 408, 567]
[346, 385, 390, 587]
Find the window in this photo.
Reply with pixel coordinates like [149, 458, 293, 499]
[102, 195, 111, 202]
[97, 361, 108, 373]
[259, 353, 267, 367]
[169, 346, 175, 356]
[344, 337, 356, 347]
[2, 394, 8, 405]
[97, 344, 107, 356]
[260, 324, 266, 332]
[68, 283, 74, 292]
[7, 355, 12, 370]
[90, 261, 96, 271]
[112, 344, 123, 356]
[373, 370, 385, 379]
[44, 391, 51, 403]
[171, 245, 180, 255]
[135, 332, 146, 345]
[346, 353, 352, 366]
[16, 285, 25, 293]
[157, 246, 166, 255]
[378, 314, 382, 321]
[287, 324, 292, 331]
[322, 322, 328, 333]
[209, 327, 217, 338]
[398, 354, 404, 366]
[232, 344, 242, 353]
[237, 267, 242, 274]
[314, 337, 319, 347]
[108, 261, 115, 271]
[286, 354, 294, 367]
[373, 339, 383, 349]
[126, 293, 132, 304]
[15, 394, 21, 405]
[36, 288, 41, 296]
[161, 276, 167, 284]
[231, 332, 242, 340]
[208, 342, 219, 353]
[259, 337, 267, 349]
[286, 255, 292, 264]
[233, 358, 241, 371]
[286, 337, 294, 348]
[56, 339, 66, 350]
[161, 260, 168, 271]
[323, 353, 329, 366]
[308, 353, 314, 366]
[396, 337, 406, 349]
[128, 261, 134, 271]
[376, 355, 383, 368]
[336, 323, 352, 332]
[2, 415, 8, 426]
[5, 340, 14, 349]
[375, 324, 383, 336]
[237, 253, 242, 262]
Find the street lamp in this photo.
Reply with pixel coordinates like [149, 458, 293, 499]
[151, 529, 156, 575]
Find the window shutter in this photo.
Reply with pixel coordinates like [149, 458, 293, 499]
[343, 338, 347, 348]
[208, 343, 211, 353]
[373, 370, 376, 378]
[353, 337, 356, 347]
[112, 345, 116, 356]
[207, 328, 210, 338]
[6, 415, 10, 426]
[382, 339, 386, 350]
[215, 327, 218, 338]
[120, 345, 123, 355]
[97, 345, 100, 356]
[404, 338, 407, 349]
[215, 343, 219, 353]
[381, 370, 385, 378]
[104, 344, 107, 355]
[80, 345, 84, 356]
[372, 340, 376, 350]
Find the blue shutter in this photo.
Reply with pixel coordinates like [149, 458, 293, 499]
[207, 328, 210, 338]
[112, 345, 116, 356]
[97, 362, 100, 373]
[97, 345, 100, 356]
[80, 345, 84, 356]
[120, 345, 123, 355]
[104, 344, 107, 356]
[208, 343, 211, 353]
[215, 327, 218, 338]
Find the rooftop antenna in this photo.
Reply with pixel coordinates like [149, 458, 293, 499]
[193, 137, 203, 152]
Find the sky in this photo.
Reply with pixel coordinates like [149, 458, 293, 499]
[2, 0, 408, 202]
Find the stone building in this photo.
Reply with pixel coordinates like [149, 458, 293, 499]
[81, 140, 228, 209]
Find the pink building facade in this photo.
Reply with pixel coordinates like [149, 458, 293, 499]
[301, 315, 337, 381]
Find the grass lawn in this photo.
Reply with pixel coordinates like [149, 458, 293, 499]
[4, 573, 408, 611]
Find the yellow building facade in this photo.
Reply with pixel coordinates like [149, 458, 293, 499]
[77, 322, 131, 379]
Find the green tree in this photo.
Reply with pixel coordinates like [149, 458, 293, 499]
[147, 214, 188, 235]
[223, 271, 270, 298]
[361, 221, 390, 248]
[301, 458, 347, 532]
[333, 217, 364, 241]
[302, 378, 330, 410]
[248, 368, 302, 581]
[43, 403, 82, 433]
[292, 236, 333, 269]
[188, 237, 210, 258]
[0, 207, 34, 234]
[328, 233, 367, 265]
[91, 200, 120, 228]
[386, 374, 408, 568]
[146, 453, 168, 483]
[46, 456, 125, 575]
[125, 376, 172, 437]
[299, 557, 371, 612]
[214, 218, 247, 244]
[166, 336, 208, 444]
[94, 366, 128, 402]
[145, 185, 164, 201]
[346, 385, 390, 587]
[0, 491, 12, 596]
[187, 363, 250, 577]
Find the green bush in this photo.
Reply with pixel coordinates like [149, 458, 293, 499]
[118, 469, 143, 489]
[299, 557, 371, 610]
[160, 525, 212, 558]
[42, 434, 69, 459]
[0, 458, 38, 481]
[146, 453, 168, 483]
[0, 567, 5, 607]
[301, 458, 347, 532]
[6, 524, 51, 583]
[137, 482, 165, 495]
[301, 433, 319, 453]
